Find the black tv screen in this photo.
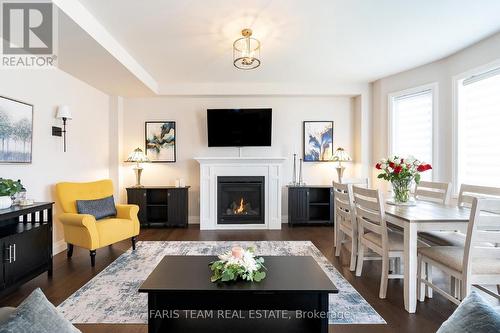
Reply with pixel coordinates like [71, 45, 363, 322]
[207, 109, 272, 147]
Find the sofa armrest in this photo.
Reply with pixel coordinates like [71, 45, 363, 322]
[115, 204, 139, 220]
[58, 213, 96, 227]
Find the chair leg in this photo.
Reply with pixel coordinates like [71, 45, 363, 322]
[131, 236, 137, 250]
[417, 256, 426, 302]
[335, 229, 344, 257]
[462, 282, 471, 300]
[90, 250, 96, 267]
[355, 243, 365, 277]
[67, 244, 74, 258]
[379, 254, 389, 299]
[349, 235, 357, 272]
[426, 264, 433, 298]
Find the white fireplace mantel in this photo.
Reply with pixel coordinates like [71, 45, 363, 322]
[195, 157, 287, 230]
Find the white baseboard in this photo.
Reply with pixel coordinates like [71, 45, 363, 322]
[188, 216, 288, 224]
[53, 239, 67, 255]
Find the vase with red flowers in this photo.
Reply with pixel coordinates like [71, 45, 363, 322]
[375, 156, 432, 205]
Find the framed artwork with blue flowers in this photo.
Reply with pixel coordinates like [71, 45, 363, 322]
[303, 121, 334, 162]
[145, 121, 176, 162]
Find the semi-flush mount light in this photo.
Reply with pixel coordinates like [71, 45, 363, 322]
[233, 28, 261, 70]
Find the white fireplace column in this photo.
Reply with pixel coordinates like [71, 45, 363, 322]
[194, 157, 286, 230]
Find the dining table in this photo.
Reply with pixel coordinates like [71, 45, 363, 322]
[384, 200, 472, 313]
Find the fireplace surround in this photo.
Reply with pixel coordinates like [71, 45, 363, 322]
[195, 157, 286, 230]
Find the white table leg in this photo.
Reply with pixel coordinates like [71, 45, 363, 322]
[404, 223, 418, 313]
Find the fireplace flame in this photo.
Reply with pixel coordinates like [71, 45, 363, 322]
[235, 198, 245, 214]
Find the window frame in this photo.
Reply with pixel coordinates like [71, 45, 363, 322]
[452, 59, 500, 193]
[387, 82, 439, 181]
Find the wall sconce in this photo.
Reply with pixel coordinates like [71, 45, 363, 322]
[52, 105, 72, 152]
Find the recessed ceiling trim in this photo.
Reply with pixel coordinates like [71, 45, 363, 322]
[53, 0, 159, 94]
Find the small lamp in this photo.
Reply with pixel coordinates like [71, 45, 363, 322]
[332, 147, 352, 182]
[125, 148, 150, 187]
[53, 105, 72, 152]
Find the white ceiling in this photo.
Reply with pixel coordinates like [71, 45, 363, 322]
[68, 0, 500, 94]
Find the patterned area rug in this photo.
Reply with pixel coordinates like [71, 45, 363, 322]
[57, 241, 385, 325]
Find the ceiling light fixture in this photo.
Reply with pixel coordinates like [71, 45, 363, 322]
[233, 28, 261, 70]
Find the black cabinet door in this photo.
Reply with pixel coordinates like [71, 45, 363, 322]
[288, 188, 309, 224]
[4, 224, 49, 285]
[167, 189, 188, 227]
[127, 188, 147, 224]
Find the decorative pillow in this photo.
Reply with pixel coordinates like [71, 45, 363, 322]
[437, 291, 500, 333]
[76, 195, 116, 220]
[0, 288, 80, 333]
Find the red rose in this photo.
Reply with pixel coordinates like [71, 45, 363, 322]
[389, 162, 395, 169]
[394, 165, 403, 174]
[375, 163, 382, 170]
[417, 164, 432, 172]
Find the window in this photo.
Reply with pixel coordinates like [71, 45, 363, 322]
[456, 65, 500, 188]
[389, 84, 436, 179]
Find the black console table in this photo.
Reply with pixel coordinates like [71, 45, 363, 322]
[288, 186, 334, 226]
[126, 186, 189, 227]
[0, 202, 53, 297]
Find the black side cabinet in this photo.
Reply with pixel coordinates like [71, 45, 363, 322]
[288, 186, 334, 226]
[126, 187, 189, 227]
[0, 202, 53, 297]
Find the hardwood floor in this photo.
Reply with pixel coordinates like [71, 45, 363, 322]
[0, 225, 459, 333]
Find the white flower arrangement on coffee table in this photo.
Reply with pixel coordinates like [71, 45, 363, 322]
[209, 246, 266, 283]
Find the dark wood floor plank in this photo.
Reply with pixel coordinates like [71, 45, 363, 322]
[0, 225, 457, 333]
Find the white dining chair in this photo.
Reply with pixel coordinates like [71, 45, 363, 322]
[420, 184, 500, 247]
[353, 186, 407, 299]
[415, 181, 451, 204]
[333, 178, 369, 253]
[333, 181, 358, 271]
[417, 197, 500, 304]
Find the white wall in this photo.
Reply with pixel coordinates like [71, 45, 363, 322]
[372, 31, 500, 187]
[122, 96, 358, 221]
[0, 69, 110, 253]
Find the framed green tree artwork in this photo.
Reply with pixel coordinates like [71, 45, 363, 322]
[0, 96, 33, 164]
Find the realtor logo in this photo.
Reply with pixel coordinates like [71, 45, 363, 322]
[1, 1, 57, 67]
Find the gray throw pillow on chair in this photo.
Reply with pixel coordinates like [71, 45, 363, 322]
[0, 288, 80, 333]
[76, 195, 117, 220]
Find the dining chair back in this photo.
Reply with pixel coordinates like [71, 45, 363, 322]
[458, 184, 500, 207]
[415, 181, 451, 204]
[333, 181, 358, 270]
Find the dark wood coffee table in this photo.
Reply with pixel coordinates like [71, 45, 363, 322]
[139, 255, 337, 333]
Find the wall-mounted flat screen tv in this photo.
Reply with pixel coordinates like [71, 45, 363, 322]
[207, 108, 272, 147]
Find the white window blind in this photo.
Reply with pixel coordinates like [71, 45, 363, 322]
[390, 89, 434, 178]
[457, 67, 500, 187]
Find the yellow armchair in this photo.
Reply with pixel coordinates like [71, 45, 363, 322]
[55, 179, 140, 266]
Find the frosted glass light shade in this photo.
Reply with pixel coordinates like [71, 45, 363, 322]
[332, 147, 352, 162]
[56, 105, 72, 119]
[233, 29, 261, 70]
[125, 147, 150, 163]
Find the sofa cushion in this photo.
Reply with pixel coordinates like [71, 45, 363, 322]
[0, 288, 80, 333]
[437, 291, 500, 333]
[77, 195, 116, 220]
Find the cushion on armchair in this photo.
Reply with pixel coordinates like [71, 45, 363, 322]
[0, 288, 80, 333]
[76, 195, 117, 220]
[437, 291, 500, 333]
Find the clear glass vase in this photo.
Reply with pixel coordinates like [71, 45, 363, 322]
[391, 178, 413, 204]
